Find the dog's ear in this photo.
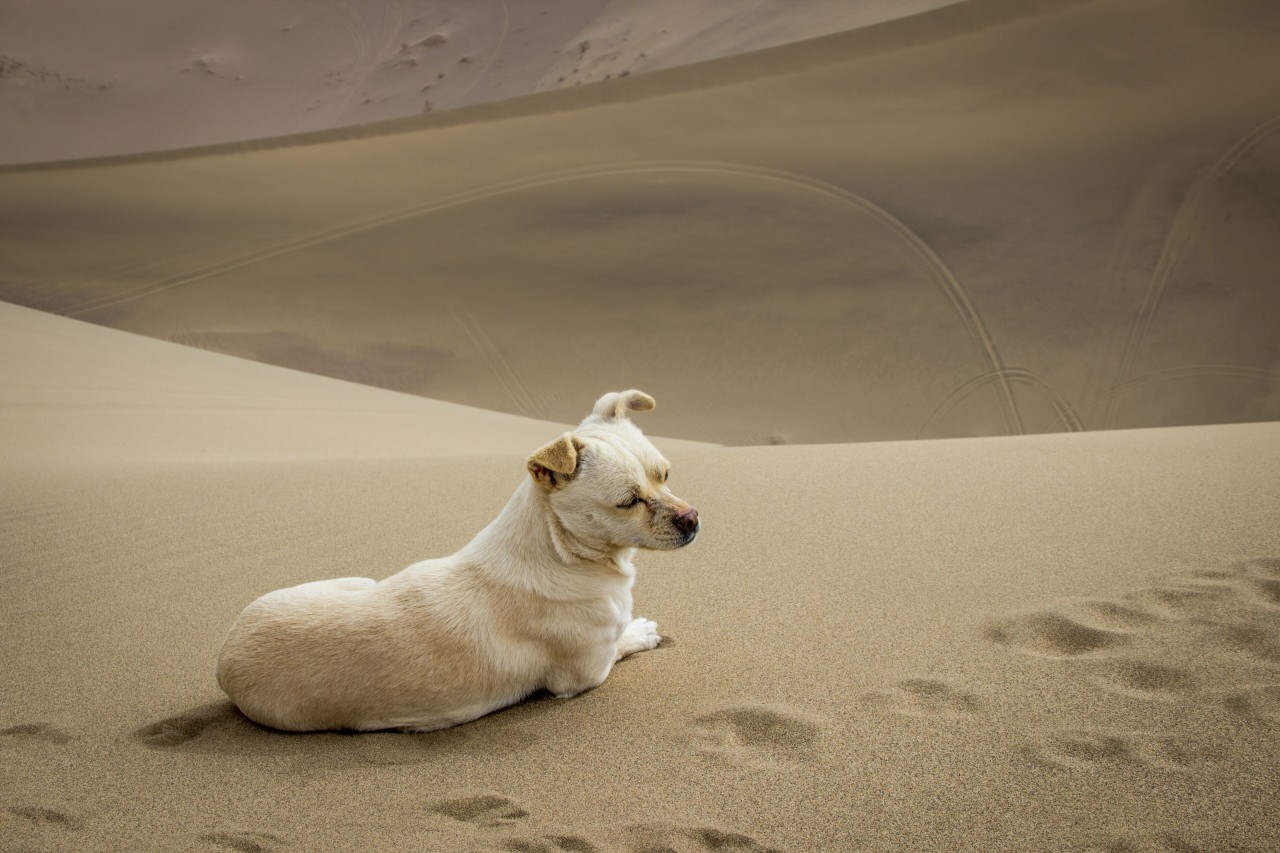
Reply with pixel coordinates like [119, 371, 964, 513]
[589, 389, 655, 424]
[527, 433, 584, 489]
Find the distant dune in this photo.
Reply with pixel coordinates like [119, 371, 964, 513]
[3, 0, 1277, 444]
[0, 0, 959, 165]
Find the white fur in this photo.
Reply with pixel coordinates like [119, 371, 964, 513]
[215, 390, 698, 732]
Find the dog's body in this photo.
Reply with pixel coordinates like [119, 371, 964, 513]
[216, 391, 698, 732]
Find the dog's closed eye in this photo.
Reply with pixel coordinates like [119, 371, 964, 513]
[617, 495, 642, 509]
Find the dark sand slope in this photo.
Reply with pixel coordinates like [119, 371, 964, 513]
[0, 0, 609, 164]
[3, 0, 1279, 445]
[0, 0, 959, 164]
[3, 418, 1278, 852]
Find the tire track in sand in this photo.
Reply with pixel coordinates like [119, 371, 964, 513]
[1103, 113, 1280, 428]
[916, 366, 1083, 437]
[447, 304, 543, 419]
[59, 160, 1021, 433]
[1077, 364, 1277, 432]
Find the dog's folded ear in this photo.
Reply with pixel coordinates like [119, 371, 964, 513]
[527, 433, 584, 489]
[588, 390, 655, 424]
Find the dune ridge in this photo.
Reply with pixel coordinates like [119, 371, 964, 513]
[0, 0, 1086, 172]
[0, 301, 713, 464]
[0, 0, 962, 167]
[3, 0, 1278, 444]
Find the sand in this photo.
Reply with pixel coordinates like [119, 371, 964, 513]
[0, 0, 960, 164]
[0, 301, 711, 464]
[4, 0, 1279, 444]
[3, 0, 1280, 850]
[3, 308, 1278, 849]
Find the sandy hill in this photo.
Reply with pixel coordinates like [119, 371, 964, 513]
[2, 0, 1280, 840]
[2, 4, 1279, 849]
[0, 300, 710, 464]
[0, 0, 959, 164]
[2, 0, 1278, 444]
[2, 294, 1277, 850]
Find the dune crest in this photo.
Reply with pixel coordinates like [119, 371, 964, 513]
[4, 0, 1278, 443]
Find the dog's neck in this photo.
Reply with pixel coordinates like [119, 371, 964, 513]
[461, 478, 635, 599]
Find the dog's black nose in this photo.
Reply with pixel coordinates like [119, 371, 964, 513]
[673, 506, 699, 536]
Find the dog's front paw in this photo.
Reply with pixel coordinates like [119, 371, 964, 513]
[617, 617, 662, 660]
[629, 617, 662, 647]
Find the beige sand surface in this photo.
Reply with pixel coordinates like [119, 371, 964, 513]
[4, 0, 1280, 850]
[3, 0, 1278, 444]
[3, 348, 1278, 849]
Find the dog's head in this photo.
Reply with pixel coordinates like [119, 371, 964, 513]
[527, 390, 699, 552]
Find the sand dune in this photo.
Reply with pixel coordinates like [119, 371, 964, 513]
[3, 385, 1277, 849]
[3, 0, 1278, 444]
[0, 300, 561, 464]
[3, 1, 1280, 850]
[2, 297, 1274, 852]
[0, 301, 711, 464]
[0, 0, 958, 164]
[1, 0, 609, 164]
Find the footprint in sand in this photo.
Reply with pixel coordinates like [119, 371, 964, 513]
[0, 722, 74, 746]
[1222, 683, 1280, 723]
[1, 732, 83, 844]
[1085, 658, 1197, 700]
[984, 610, 1132, 657]
[860, 678, 983, 718]
[1113, 558, 1280, 623]
[430, 794, 531, 829]
[6, 805, 83, 830]
[1071, 599, 1161, 630]
[1201, 622, 1280, 664]
[429, 794, 607, 851]
[991, 558, 1280, 772]
[1022, 729, 1211, 772]
[1130, 577, 1244, 618]
[499, 836, 599, 852]
[5, 804, 84, 850]
[202, 830, 287, 853]
[691, 705, 821, 768]
[988, 559, 1280, 666]
[619, 824, 783, 853]
[426, 795, 775, 852]
[1114, 560, 1280, 664]
[132, 702, 262, 750]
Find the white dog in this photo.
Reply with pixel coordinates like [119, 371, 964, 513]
[216, 390, 698, 732]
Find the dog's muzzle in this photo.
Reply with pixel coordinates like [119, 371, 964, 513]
[672, 506, 700, 543]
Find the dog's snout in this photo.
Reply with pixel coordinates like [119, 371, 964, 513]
[673, 506, 699, 536]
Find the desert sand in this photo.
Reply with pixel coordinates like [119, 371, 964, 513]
[4, 0, 1279, 444]
[2, 0, 1279, 850]
[0, 0, 961, 164]
[3, 308, 1278, 851]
